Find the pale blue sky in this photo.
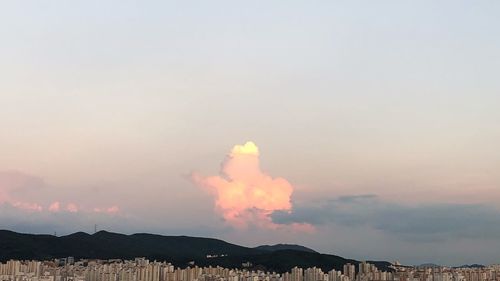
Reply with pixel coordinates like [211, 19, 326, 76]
[1, 1, 500, 265]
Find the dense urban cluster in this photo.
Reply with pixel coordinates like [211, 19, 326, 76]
[391, 264, 500, 281]
[1, 258, 500, 281]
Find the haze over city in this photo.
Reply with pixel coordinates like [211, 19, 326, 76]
[1, 1, 500, 267]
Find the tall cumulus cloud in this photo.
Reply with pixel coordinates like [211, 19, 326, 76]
[192, 142, 309, 230]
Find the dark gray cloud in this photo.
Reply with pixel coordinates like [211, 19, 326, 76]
[337, 194, 378, 203]
[272, 195, 500, 242]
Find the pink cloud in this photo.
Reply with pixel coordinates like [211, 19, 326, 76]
[0, 188, 7, 203]
[1, 171, 121, 217]
[66, 203, 79, 213]
[193, 142, 311, 230]
[48, 201, 61, 212]
[106, 206, 120, 213]
[94, 206, 120, 214]
[11, 201, 43, 212]
[0, 171, 43, 206]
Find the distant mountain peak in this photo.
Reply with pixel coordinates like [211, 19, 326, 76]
[454, 264, 485, 269]
[254, 244, 318, 253]
[418, 263, 442, 268]
[66, 231, 91, 237]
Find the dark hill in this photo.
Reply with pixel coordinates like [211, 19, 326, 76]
[255, 244, 317, 253]
[0, 230, 392, 273]
[199, 249, 391, 273]
[418, 263, 441, 268]
[454, 264, 485, 269]
[0, 230, 259, 262]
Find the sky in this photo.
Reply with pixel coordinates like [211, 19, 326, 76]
[1, 0, 500, 266]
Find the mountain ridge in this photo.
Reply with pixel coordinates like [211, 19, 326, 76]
[254, 244, 318, 253]
[0, 230, 392, 273]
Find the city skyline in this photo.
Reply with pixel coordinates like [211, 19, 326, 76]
[2, 257, 500, 281]
[1, 1, 500, 266]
